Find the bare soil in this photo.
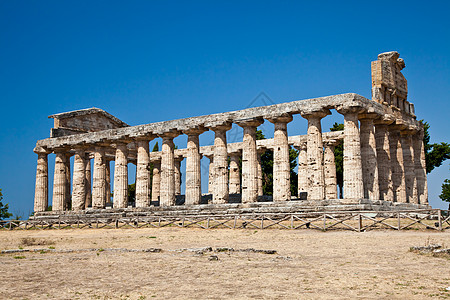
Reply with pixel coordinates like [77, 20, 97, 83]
[0, 228, 449, 299]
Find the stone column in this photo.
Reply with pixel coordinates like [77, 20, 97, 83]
[113, 143, 129, 208]
[374, 121, 394, 201]
[301, 110, 330, 200]
[136, 138, 152, 207]
[296, 142, 308, 198]
[389, 126, 406, 203]
[92, 147, 107, 209]
[401, 130, 417, 204]
[33, 149, 49, 212]
[324, 141, 338, 200]
[52, 151, 67, 211]
[236, 118, 264, 204]
[174, 156, 184, 196]
[211, 124, 232, 204]
[84, 154, 92, 208]
[337, 107, 364, 201]
[413, 129, 428, 204]
[159, 132, 179, 206]
[105, 159, 111, 205]
[268, 115, 293, 202]
[151, 160, 161, 203]
[229, 151, 241, 194]
[205, 154, 215, 194]
[256, 148, 265, 197]
[359, 115, 380, 200]
[64, 153, 71, 210]
[72, 148, 87, 211]
[184, 128, 205, 205]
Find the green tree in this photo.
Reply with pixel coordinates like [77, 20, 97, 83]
[0, 189, 12, 220]
[439, 175, 450, 210]
[330, 123, 344, 198]
[422, 121, 450, 173]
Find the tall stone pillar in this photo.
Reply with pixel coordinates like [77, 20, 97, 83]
[33, 148, 49, 212]
[52, 151, 67, 211]
[92, 147, 107, 209]
[72, 149, 87, 211]
[268, 115, 293, 202]
[184, 128, 205, 205]
[159, 132, 179, 206]
[84, 154, 92, 208]
[64, 153, 71, 210]
[136, 138, 152, 207]
[174, 156, 183, 196]
[359, 115, 380, 200]
[211, 124, 232, 204]
[337, 107, 364, 201]
[229, 151, 241, 194]
[256, 148, 265, 197]
[301, 110, 330, 200]
[413, 129, 428, 204]
[324, 141, 338, 200]
[105, 159, 111, 205]
[113, 143, 129, 208]
[151, 160, 161, 203]
[296, 142, 308, 198]
[389, 126, 406, 203]
[374, 121, 394, 201]
[236, 118, 264, 204]
[205, 154, 215, 194]
[401, 130, 417, 204]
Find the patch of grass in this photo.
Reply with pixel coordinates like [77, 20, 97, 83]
[20, 237, 54, 247]
[39, 250, 47, 254]
[14, 255, 26, 259]
[147, 236, 157, 239]
[48, 246, 55, 249]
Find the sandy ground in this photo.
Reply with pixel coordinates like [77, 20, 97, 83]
[0, 228, 449, 300]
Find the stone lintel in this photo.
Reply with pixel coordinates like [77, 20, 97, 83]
[358, 112, 380, 120]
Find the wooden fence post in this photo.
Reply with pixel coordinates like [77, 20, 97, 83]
[438, 210, 442, 231]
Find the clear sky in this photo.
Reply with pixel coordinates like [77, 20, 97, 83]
[1, 0, 449, 217]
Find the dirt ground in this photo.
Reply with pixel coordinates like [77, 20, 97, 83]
[0, 228, 449, 300]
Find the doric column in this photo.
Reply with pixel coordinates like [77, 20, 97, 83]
[324, 140, 338, 200]
[389, 125, 406, 203]
[183, 128, 206, 205]
[159, 132, 179, 206]
[374, 121, 394, 201]
[268, 115, 293, 202]
[84, 154, 92, 208]
[337, 107, 364, 201]
[211, 123, 232, 204]
[205, 154, 215, 194]
[256, 148, 265, 197]
[52, 150, 68, 211]
[151, 160, 161, 203]
[33, 148, 49, 212]
[64, 153, 71, 210]
[236, 118, 264, 204]
[359, 114, 380, 200]
[401, 130, 417, 204]
[413, 129, 428, 204]
[296, 142, 308, 198]
[174, 156, 183, 196]
[105, 159, 111, 205]
[113, 142, 129, 208]
[92, 147, 107, 209]
[301, 110, 330, 200]
[72, 148, 87, 211]
[136, 138, 153, 207]
[229, 151, 241, 194]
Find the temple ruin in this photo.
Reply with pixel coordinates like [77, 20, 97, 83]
[32, 51, 429, 218]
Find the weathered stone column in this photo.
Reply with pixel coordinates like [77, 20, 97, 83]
[33, 148, 49, 212]
[64, 153, 71, 210]
[184, 128, 205, 205]
[105, 159, 111, 205]
[389, 125, 406, 203]
[359, 114, 380, 200]
[401, 130, 417, 204]
[159, 132, 179, 206]
[211, 123, 232, 204]
[92, 147, 107, 209]
[174, 156, 183, 196]
[324, 141, 338, 200]
[301, 110, 330, 200]
[52, 150, 68, 211]
[151, 160, 161, 203]
[296, 142, 308, 198]
[113, 143, 129, 208]
[337, 107, 364, 201]
[236, 118, 264, 204]
[374, 121, 394, 201]
[229, 151, 241, 194]
[72, 148, 87, 211]
[136, 138, 153, 207]
[413, 129, 428, 204]
[268, 115, 293, 202]
[84, 154, 92, 208]
[256, 148, 265, 197]
[205, 154, 215, 194]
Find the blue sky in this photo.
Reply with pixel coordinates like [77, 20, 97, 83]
[1, 0, 449, 216]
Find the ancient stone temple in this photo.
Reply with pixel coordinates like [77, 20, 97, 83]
[32, 51, 429, 217]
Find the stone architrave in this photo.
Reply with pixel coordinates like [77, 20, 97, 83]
[389, 126, 406, 203]
[174, 156, 183, 196]
[33, 148, 49, 212]
[236, 118, 264, 204]
[159, 132, 179, 206]
[113, 143, 129, 208]
[229, 151, 241, 195]
[136, 138, 153, 207]
[151, 161, 161, 203]
[84, 154, 92, 208]
[301, 110, 330, 200]
[92, 147, 107, 209]
[72, 149, 87, 210]
[105, 160, 111, 205]
[374, 121, 394, 201]
[184, 128, 206, 205]
[401, 130, 417, 204]
[296, 142, 308, 198]
[211, 123, 232, 204]
[359, 114, 380, 200]
[323, 141, 338, 200]
[52, 151, 68, 211]
[413, 129, 428, 204]
[268, 115, 293, 202]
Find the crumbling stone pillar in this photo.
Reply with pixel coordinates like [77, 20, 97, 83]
[34, 149, 49, 212]
[52, 151, 67, 211]
[401, 130, 417, 204]
[375, 121, 394, 201]
[256, 148, 265, 197]
[72, 149, 87, 210]
[64, 153, 71, 210]
[360, 115, 380, 200]
[205, 154, 215, 194]
[105, 159, 111, 205]
[113, 143, 129, 208]
[324, 141, 338, 200]
[212, 124, 232, 204]
[84, 154, 92, 208]
[301, 110, 330, 200]
[92, 147, 107, 209]
[229, 151, 241, 194]
[160, 133, 179, 206]
[174, 156, 183, 196]
[268, 115, 293, 202]
[389, 126, 406, 203]
[136, 139, 152, 207]
[151, 161, 161, 203]
[296, 142, 308, 198]
[413, 129, 428, 204]
[184, 128, 205, 205]
[237, 118, 264, 204]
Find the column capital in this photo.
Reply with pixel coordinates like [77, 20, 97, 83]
[207, 121, 232, 132]
[336, 105, 366, 115]
[324, 139, 340, 147]
[373, 115, 396, 125]
[300, 109, 331, 119]
[266, 114, 293, 124]
[134, 134, 156, 142]
[235, 117, 264, 128]
[158, 130, 181, 139]
[358, 112, 380, 120]
[183, 126, 207, 136]
[33, 146, 51, 155]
